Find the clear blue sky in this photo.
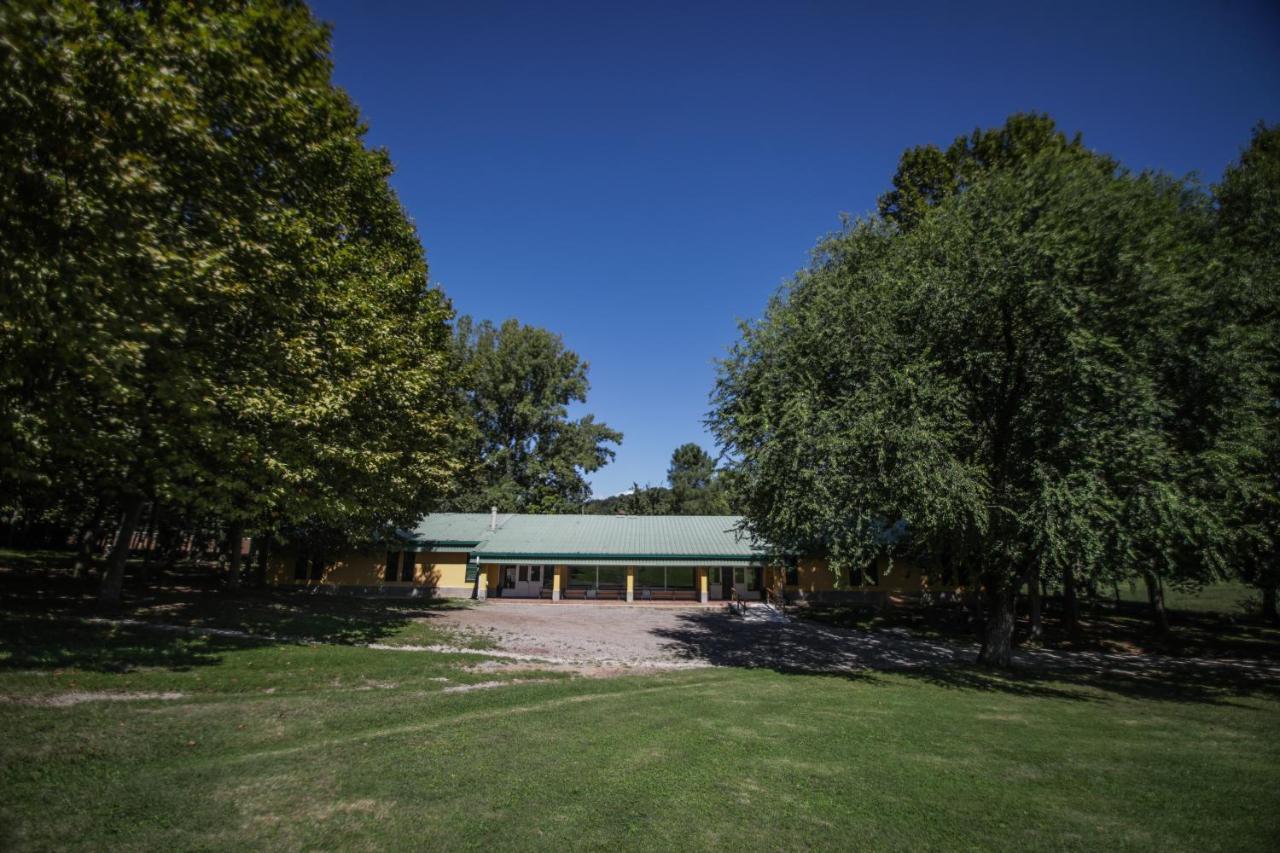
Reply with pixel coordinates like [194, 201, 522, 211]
[309, 0, 1280, 498]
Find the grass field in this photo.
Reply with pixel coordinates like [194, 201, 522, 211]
[2, 617, 1278, 849]
[2, 561, 1278, 850]
[1113, 580, 1258, 614]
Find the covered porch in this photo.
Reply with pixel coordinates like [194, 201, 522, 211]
[484, 560, 766, 603]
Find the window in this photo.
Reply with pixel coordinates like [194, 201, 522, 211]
[385, 551, 400, 582]
[529, 566, 541, 583]
[294, 554, 308, 580]
[597, 566, 627, 590]
[401, 551, 415, 583]
[784, 558, 799, 586]
[518, 566, 528, 582]
[309, 555, 324, 580]
[665, 567, 695, 590]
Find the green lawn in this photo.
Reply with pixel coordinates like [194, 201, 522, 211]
[2, 600, 1278, 851]
[1113, 580, 1257, 614]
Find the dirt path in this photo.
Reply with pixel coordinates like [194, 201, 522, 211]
[429, 603, 1280, 685]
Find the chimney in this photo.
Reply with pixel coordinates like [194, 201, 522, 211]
[490, 506, 498, 531]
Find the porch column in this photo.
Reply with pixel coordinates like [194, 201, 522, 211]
[698, 567, 708, 604]
[552, 564, 562, 601]
[626, 566, 634, 603]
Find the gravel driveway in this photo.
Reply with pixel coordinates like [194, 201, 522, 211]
[430, 601, 1280, 688]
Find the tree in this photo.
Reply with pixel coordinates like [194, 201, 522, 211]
[1215, 123, 1280, 622]
[712, 116, 1233, 665]
[581, 444, 735, 515]
[0, 1, 460, 603]
[446, 317, 621, 513]
[667, 443, 731, 514]
[878, 112, 1097, 231]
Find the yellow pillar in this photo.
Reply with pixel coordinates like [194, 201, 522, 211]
[552, 564, 562, 601]
[698, 567, 708, 604]
[626, 566, 635, 603]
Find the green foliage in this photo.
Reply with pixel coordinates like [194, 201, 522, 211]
[583, 443, 734, 515]
[1214, 123, 1280, 612]
[877, 112, 1100, 230]
[667, 442, 731, 514]
[713, 114, 1252, 661]
[445, 317, 621, 513]
[0, 1, 460, 557]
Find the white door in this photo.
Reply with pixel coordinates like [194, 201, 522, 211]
[734, 566, 761, 600]
[503, 565, 542, 598]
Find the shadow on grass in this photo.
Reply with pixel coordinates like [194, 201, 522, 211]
[650, 609, 1280, 706]
[0, 614, 272, 673]
[0, 561, 474, 672]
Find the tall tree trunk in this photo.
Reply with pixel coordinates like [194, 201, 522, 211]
[138, 502, 159, 586]
[977, 583, 1016, 667]
[225, 521, 244, 592]
[72, 502, 105, 579]
[1027, 564, 1043, 643]
[1062, 562, 1081, 639]
[255, 534, 270, 588]
[98, 494, 143, 607]
[1143, 568, 1169, 635]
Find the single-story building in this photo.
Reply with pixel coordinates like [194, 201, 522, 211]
[268, 511, 929, 603]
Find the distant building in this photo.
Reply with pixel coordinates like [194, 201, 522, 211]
[269, 511, 929, 604]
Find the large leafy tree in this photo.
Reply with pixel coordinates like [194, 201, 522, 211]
[1215, 123, 1280, 622]
[0, 0, 460, 602]
[447, 317, 621, 513]
[712, 117, 1236, 665]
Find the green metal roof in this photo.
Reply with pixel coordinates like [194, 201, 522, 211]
[407, 512, 763, 561]
[407, 513, 505, 548]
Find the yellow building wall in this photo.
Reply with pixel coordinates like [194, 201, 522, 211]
[769, 555, 933, 595]
[268, 549, 476, 594]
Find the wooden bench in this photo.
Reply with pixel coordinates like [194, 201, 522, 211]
[557, 587, 625, 600]
[639, 589, 698, 601]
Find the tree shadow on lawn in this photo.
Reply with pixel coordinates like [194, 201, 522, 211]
[650, 610, 1280, 706]
[0, 566, 471, 673]
[0, 612, 273, 673]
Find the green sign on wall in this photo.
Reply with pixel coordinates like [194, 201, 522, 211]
[465, 561, 480, 583]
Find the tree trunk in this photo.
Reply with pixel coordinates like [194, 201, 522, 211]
[1062, 562, 1081, 639]
[98, 494, 143, 607]
[254, 535, 270, 588]
[1143, 569, 1169, 635]
[225, 521, 244, 592]
[977, 584, 1016, 667]
[72, 502, 105, 579]
[1027, 564, 1043, 643]
[138, 502, 159, 585]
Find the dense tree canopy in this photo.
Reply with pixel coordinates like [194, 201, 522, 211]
[712, 116, 1257, 664]
[1215, 123, 1280, 621]
[445, 317, 621, 513]
[0, 0, 461, 602]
